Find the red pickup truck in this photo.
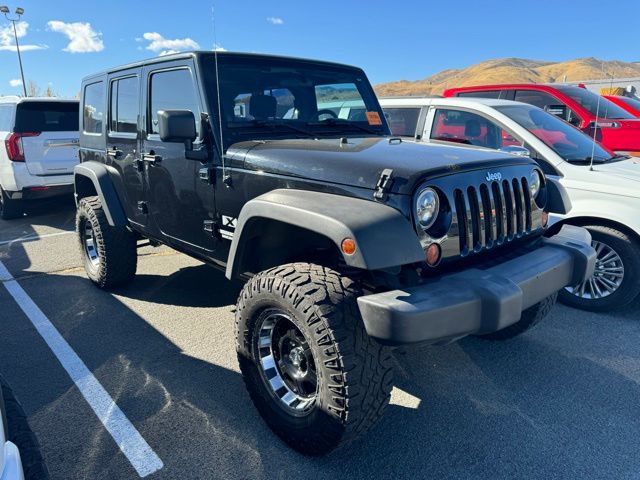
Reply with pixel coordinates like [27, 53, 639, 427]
[444, 84, 640, 156]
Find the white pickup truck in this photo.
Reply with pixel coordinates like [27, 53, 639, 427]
[380, 96, 640, 311]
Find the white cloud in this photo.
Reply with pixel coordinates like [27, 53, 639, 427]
[47, 21, 104, 53]
[0, 21, 47, 51]
[9, 79, 22, 87]
[142, 32, 199, 56]
[266, 17, 284, 25]
[213, 43, 226, 52]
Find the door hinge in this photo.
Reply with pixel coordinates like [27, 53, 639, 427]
[137, 201, 148, 214]
[198, 167, 214, 184]
[374, 168, 394, 200]
[203, 220, 216, 236]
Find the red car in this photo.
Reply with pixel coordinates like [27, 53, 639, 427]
[604, 95, 640, 118]
[443, 84, 640, 156]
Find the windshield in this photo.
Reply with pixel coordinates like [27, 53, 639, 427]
[615, 96, 640, 114]
[201, 55, 388, 144]
[496, 104, 618, 164]
[555, 86, 635, 120]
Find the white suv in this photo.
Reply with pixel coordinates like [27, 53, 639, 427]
[0, 96, 79, 220]
[380, 96, 640, 312]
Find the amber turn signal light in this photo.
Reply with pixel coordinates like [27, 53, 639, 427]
[341, 238, 357, 255]
[425, 243, 441, 267]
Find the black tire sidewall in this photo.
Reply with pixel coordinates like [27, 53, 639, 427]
[237, 290, 343, 445]
[559, 226, 640, 311]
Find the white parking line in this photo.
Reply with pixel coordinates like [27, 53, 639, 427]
[0, 231, 75, 247]
[0, 260, 164, 477]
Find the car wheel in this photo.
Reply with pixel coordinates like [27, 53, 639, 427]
[235, 263, 394, 455]
[559, 225, 640, 311]
[76, 196, 138, 288]
[476, 293, 557, 341]
[0, 375, 50, 480]
[0, 187, 23, 220]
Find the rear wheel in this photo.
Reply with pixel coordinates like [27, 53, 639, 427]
[235, 263, 394, 455]
[0, 187, 23, 220]
[0, 375, 50, 480]
[76, 196, 137, 288]
[476, 293, 557, 341]
[560, 225, 640, 311]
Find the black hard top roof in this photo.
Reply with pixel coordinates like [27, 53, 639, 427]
[82, 50, 362, 83]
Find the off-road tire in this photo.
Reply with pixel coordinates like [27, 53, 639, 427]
[559, 225, 640, 311]
[0, 187, 23, 220]
[76, 196, 137, 288]
[477, 293, 557, 341]
[235, 263, 394, 455]
[0, 375, 50, 480]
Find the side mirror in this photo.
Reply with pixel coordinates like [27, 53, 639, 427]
[499, 145, 530, 157]
[545, 104, 568, 120]
[158, 110, 197, 144]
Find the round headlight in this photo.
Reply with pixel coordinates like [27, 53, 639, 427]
[529, 170, 542, 198]
[416, 188, 440, 229]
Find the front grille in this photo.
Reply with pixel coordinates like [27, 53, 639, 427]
[454, 177, 532, 255]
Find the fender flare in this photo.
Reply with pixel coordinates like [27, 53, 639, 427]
[546, 177, 572, 215]
[225, 189, 425, 279]
[74, 162, 127, 227]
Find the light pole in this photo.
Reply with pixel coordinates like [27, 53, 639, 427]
[0, 6, 27, 97]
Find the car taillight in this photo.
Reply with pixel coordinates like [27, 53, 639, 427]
[5, 132, 40, 162]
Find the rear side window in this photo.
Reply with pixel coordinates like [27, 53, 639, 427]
[14, 102, 78, 133]
[456, 90, 501, 99]
[0, 105, 13, 131]
[149, 68, 200, 135]
[110, 76, 139, 134]
[83, 82, 105, 134]
[383, 107, 421, 136]
[514, 90, 561, 109]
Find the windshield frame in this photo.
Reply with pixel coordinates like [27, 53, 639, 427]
[199, 53, 389, 148]
[495, 103, 619, 165]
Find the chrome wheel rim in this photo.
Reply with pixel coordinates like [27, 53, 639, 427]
[565, 240, 624, 300]
[255, 309, 317, 416]
[82, 220, 100, 267]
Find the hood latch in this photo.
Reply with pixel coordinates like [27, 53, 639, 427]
[374, 168, 394, 200]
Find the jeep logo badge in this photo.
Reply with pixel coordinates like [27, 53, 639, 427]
[486, 172, 502, 182]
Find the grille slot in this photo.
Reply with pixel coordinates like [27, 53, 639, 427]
[455, 177, 532, 255]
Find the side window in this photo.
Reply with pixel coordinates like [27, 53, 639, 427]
[383, 107, 421, 137]
[149, 68, 200, 135]
[430, 109, 522, 150]
[0, 105, 13, 131]
[514, 90, 561, 110]
[83, 81, 104, 134]
[110, 76, 139, 134]
[456, 90, 501, 99]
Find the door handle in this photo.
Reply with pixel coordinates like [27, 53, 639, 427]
[142, 152, 162, 165]
[106, 148, 123, 159]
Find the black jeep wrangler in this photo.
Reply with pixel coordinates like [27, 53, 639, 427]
[75, 51, 595, 454]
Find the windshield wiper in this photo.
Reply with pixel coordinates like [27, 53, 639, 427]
[566, 156, 614, 165]
[306, 118, 382, 135]
[228, 120, 317, 137]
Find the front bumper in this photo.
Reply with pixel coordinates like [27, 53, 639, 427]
[358, 225, 596, 346]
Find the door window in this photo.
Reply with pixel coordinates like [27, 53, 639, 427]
[149, 68, 200, 135]
[383, 107, 421, 137]
[110, 76, 139, 134]
[430, 109, 522, 149]
[456, 90, 501, 99]
[514, 90, 561, 110]
[83, 82, 104, 134]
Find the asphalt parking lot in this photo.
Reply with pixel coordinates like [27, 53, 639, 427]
[1, 197, 639, 480]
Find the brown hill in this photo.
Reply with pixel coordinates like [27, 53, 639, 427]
[374, 57, 640, 97]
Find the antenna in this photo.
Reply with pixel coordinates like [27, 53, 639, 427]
[211, 5, 229, 185]
[588, 62, 605, 172]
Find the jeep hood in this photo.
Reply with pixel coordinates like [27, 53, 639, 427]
[227, 137, 533, 195]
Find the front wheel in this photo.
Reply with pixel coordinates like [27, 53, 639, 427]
[76, 196, 138, 288]
[235, 263, 394, 455]
[559, 225, 640, 311]
[476, 293, 557, 341]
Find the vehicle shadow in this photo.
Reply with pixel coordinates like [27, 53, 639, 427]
[6, 266, 639, 480]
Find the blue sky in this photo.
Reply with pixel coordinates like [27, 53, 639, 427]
[1, 0, 639, 97]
